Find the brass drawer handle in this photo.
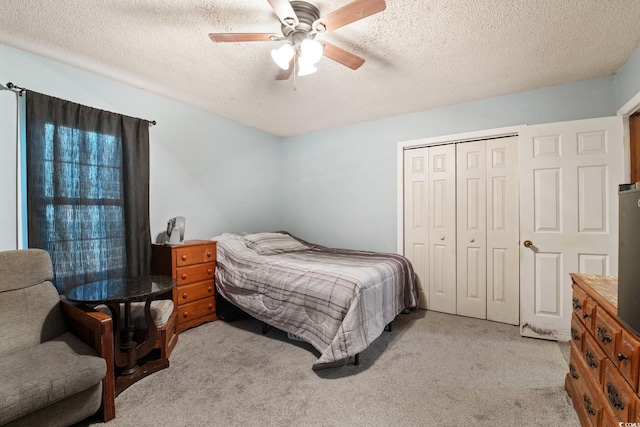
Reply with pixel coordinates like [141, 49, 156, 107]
[583, 394, 595, 416]
[606, 382, 624, 410]
[571, 328, 580, 342]
[569, 364, 579, 380]
[207, 251, 212, 257]
[181, 273, 187, 280]
[572, 298, 582, 310]
[183, 311, 188, 318]
[596, 325, 611, 343]
[182, 255, 187, 261]
[585, 349, 598, 369]
[207, 286, 213, 293]
[182, 292, 188, 299]
[207, 269, 213, 275]
[208, 303, 213, 310]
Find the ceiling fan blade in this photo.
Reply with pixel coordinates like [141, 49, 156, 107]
[209, 33, 274, 43]
[266, 0, 299, 27]
[275, 56, 295, 80]
[321, 41, 365, 70]
[313, 0, 386, 33]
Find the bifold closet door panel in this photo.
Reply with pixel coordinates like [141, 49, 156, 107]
[456, 141, 487, 319]
[485, 136, 519, 325]
[403, 147, 430, 309]
[427, 144, 457, 314]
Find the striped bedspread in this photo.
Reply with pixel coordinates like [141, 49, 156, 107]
[212, 232, 418, 369]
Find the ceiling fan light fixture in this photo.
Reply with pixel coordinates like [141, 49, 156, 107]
[271, 43, 295, 70]
[300, 38, 323, 65]
[297, 56, 318, 76]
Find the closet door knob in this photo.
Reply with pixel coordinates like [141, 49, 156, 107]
[523, 240, 533, 248]
[440, 236, 445, 241]
[470, 238, 475, 243]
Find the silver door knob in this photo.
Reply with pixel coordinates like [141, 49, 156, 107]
[524, 240, 533, 248]
[470, 238, 475, 243]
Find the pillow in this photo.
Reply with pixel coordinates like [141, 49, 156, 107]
[243, 232, 310, 255]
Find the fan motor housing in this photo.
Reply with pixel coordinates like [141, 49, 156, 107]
[281, 1, 320, 37]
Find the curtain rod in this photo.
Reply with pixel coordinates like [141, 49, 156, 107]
[5, 82, 156, 126]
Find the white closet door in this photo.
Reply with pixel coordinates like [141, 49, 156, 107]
[519, 117, 623, 340]
[456, 141, 487, 319]
[428, 144, 457, 314]
[403, 147, 429, 309]
[486, 136, 519, 325]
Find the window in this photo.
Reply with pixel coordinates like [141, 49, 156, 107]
[26, 91, 151, 293]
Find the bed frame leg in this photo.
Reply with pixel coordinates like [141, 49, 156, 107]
[354, 353, 359, 365]
[261, 322, 271, 334]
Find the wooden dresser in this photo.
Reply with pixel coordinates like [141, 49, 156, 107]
[152, 240, 217, 334]
[567, 273, 640, 426]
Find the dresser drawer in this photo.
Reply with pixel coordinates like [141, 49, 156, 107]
[574, 371, 604, 427]
[617, 329, 640, 392]
[175, 262, 215, 285]
[177, 297, 216, 325]
[582, 297, 597, 332]
[603, 359, 635, 421]
[177, 280, 215, 306]
[583, 333, 607, 386]
[571, 314, 586, 353]
[175, 243, 216, 267]
[595, 306, 621, 361]
[572, 284, 588, 322]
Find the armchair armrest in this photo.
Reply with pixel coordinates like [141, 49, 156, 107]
[60, 296, 116, 422]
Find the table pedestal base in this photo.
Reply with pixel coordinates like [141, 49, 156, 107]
[115, 358, 169, 396]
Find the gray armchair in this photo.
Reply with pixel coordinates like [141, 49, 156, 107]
[0, 249, 115, 426]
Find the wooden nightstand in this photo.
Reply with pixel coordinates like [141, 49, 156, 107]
[152, 240, 217, 333]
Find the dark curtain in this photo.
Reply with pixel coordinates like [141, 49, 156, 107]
[26, 91, 151, 294]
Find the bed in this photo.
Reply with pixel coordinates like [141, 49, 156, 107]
[211, 231, 419, 369]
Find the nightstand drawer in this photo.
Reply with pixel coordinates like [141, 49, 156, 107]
[176, 262, 215, 285]
[177, 297, 216, 324]
[177, 280, 215, 306]
[175, 244, 216, 267]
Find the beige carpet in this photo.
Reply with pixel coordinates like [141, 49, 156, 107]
[78, 310, 580, 427]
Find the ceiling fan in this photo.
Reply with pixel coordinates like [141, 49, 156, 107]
[209, 0, 386, 80]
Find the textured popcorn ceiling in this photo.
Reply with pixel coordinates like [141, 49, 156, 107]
[1, 0, 639, 137]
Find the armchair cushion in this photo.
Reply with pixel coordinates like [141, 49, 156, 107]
[0, 331, 106, 425]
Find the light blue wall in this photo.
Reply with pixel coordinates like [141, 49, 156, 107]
[0, 43, 282, 250]
[616, 46, 640, 111]
[280, 77, 618, 252]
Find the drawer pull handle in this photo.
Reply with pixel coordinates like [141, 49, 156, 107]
[207, 269, 213, 275]
[606, 382, 624, 410]
[208, 304, 213, 310]
[181, 274, 187, 280]
[582, 312, 590, 319]
[596, 325, 611, 343]
[182, 255, 187, 261]
[572, 297, 582, 310]
[182, 293, 188, 299]
[585, 349, 598, 369]
[617, 353, 628, 362]
[569, 364, 579, 380]
[582, 394, 595, 416]
[207, 251, 212, 257]
[208, 286, 213, 293]
[183, 311, 188, 318]
[570, 328, 580, 342]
